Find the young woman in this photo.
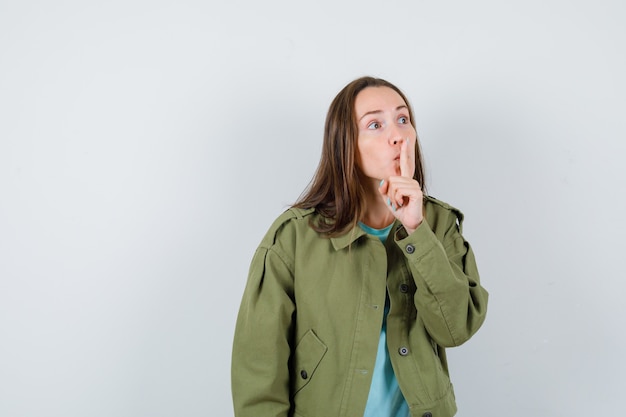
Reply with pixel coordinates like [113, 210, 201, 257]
[231, 76, 488, 417]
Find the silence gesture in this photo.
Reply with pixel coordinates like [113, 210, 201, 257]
[378, 136, 424, 235]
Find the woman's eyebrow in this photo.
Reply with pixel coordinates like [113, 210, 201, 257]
[359, 105, 408, 121]
[359, 110, 382, 121]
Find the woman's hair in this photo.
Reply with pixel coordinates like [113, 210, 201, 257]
[294, 76, 426, 237]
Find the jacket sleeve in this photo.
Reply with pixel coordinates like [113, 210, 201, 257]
[231, 243, 295, 417]
[394, 207, 488, 347]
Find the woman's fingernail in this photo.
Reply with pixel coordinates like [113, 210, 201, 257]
[387, 197, 391, 206]
[379, 179, 384, 187]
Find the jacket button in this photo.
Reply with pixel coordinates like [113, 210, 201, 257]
[398, 346, 409, 356]
[405, 244, 415, 254]
[423, 413, 433, 417]
[399, 283, 409, 293]
[300, 370, 308, 379]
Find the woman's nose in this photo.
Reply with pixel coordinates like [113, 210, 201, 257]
[389, 126, 403, 146]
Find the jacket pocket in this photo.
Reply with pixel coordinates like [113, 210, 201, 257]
[292, 329, 328, 395]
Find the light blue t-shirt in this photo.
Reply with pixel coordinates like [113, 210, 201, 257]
[359, 222, 410, 417]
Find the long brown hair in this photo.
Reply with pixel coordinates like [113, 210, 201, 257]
[294, 76, 426, 237]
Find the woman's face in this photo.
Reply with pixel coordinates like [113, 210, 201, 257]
[354, 86, 416, 183]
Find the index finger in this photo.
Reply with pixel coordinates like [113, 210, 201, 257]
[400, 137, 416, 178]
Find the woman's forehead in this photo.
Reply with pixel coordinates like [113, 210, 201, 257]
[355, 87, 407, 116]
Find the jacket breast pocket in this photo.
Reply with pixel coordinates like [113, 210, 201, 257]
[292, 329, 328, 395]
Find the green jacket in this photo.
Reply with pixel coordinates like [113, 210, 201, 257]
[232, 196, 488, 417]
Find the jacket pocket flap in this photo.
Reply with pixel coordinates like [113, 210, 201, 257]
[292, 329, 327, 394]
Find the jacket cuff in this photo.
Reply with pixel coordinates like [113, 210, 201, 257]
[393, 218, 439, 259]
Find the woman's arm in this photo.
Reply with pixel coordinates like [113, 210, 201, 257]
[395, 205, 488, 347]
[231, 245, 295, 417]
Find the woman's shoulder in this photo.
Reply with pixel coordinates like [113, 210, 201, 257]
[424, 195, 462, 214]
[424, 195, 465, 233]
[259, 207, 318, 249]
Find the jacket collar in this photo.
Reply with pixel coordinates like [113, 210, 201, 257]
[329, 220, 404, 250]
[329, 225, 368, 251]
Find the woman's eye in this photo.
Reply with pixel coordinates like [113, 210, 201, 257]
[367, 121, 381, 130]
[398, 116, 408, 124]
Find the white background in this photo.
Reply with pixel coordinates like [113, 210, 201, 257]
[1, 0, 625, 416]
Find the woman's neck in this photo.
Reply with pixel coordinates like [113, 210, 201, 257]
[360, 188, 395, 229]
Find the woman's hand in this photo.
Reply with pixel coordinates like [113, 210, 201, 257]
[378, 137, 424, 235]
